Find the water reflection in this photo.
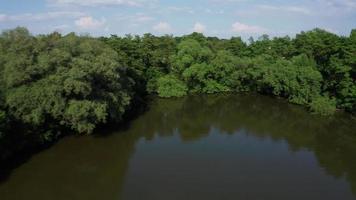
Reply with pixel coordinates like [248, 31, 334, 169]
[0, 94, 355, 200]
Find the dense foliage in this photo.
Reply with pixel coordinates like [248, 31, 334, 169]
[0, 27, 355, 160]
[0, 28, 136, 159]
[101, 29, 355, 115]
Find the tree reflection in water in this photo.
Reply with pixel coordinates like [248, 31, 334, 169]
[0, 94, 355, 200]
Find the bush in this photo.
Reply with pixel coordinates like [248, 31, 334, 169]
[157, 75, 188, 98]
[309, 96, 337, 116]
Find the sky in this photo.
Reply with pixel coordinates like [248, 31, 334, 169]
[0, 0, 355, 39]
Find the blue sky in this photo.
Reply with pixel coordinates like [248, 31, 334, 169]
[0, 0, 355, 39]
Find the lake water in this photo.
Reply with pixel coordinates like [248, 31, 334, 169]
[0, 94, 355, 200]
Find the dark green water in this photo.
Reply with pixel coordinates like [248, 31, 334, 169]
[0, 94, 356, 200]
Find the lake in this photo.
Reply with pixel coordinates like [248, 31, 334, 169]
[0, 94, 355, 200]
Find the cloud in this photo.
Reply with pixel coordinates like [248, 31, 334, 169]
[152, 22, 172, 33]
[0, 14, 6, 22]
[232, 22, 267, 34]
[257, 5, 312, 15]
[0, 11, 85, 22]
[115, 13, 154, 25]
[323, 27, 340, 34]
[205, 9, 225, 14]
[75, 16, 106, 29]
[52, 24, 70, 32]
[193, 22, 206, 33]
[319, 0, 356, 9]
[209, 0, 247, 3]
[48, 0, 148, 7]
[135, 15, 154, 22]
[166, 6, 195, 14]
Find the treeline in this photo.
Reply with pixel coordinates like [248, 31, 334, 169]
[0, 27, 355, 160]
[100, 29, 356, 116]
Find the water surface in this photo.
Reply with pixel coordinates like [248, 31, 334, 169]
[1, 94, 356, 200]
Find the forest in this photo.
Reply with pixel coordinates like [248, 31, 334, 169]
[0, 27, 355, 161]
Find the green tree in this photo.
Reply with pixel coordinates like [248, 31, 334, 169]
[225, 37, 247, 57]
[294, 28, 341, 66]
[141, 34, 176, 93]
[1, 28, 134, 136]
[171, 39, 213, 74]
[157, 75, 188, 98]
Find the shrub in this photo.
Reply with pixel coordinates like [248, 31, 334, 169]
[309, 96, 337, 116]
[157, 75, 188, 98]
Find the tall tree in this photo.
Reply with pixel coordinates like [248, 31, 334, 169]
[1, 28, 134, 136]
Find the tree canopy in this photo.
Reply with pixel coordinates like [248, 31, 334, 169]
[0, 27, 355, 161]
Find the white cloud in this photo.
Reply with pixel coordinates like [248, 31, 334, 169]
[0, 11, 85, 22]
[323, 27, 340, 34]
[193, 22, 206, 33]
[48, 0, 147, 7]
[52, 24, 70, 33]
[319, 0, 356, 9]
[210, 0, 247, 3]
[153, 22, 172, 33]
[166, 6, 195, 14]
[0, 14, 6, 22]
[257, 5, 312, 15]
[75, 16, 106, 29]
[232, 22, 267, 34]
[115, 13, 155, 24]
[136, 16, 154, 22]
[205, 9, 225, 14]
